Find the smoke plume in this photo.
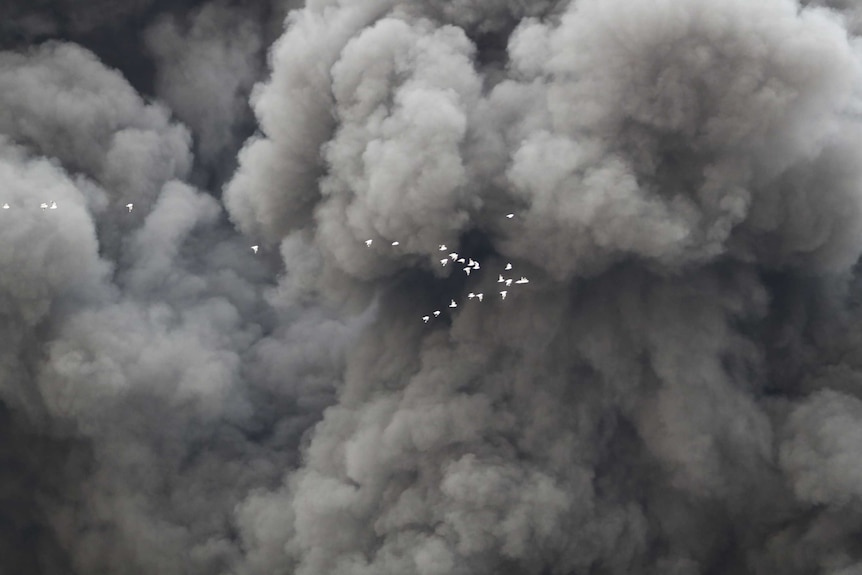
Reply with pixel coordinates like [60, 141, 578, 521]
[3, 0, 862, 573]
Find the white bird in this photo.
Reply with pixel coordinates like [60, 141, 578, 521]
[468, 292, 476, 299]
[49, 201, 57, 210]
[1, 203, 8, 210]
[449, 252, 458, 260]
[440, 259, 448, 266]
[468, 258, 476, 267]
[422, 316, 430, 323]
[365, 239, 373, 247]
[251, 245, 259, 254]
[40, 202, 48, 210]
[464, 267, 471, 276]
[498, 274, 505, 283]
[126, 203, 134, 212]
[505, 263, 512, 270]
[500, 290, 508, 300]
[476, 293, 484, 302]
[516, 277, 529, 284]
[472, 262, 480, 270]
[458, 258, 466, 264]
[439, 244, 447, 251]
[506, 213, 514, 219]
[433, 310, 441, 317]
[449, 299, 457, 308]
[392, 241, 400, 246]
[505, 279, 513, 286]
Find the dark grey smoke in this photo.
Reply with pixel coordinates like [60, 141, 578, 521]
[4, 0, 862, 574]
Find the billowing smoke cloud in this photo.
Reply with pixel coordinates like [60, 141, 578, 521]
[5, 0, 862, 574]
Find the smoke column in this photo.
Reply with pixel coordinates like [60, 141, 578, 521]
[3, 0, 862, 573]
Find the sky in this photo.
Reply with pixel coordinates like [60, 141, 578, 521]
[3, 0, 862, 573]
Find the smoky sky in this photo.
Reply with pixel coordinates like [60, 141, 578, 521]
[4, 0, 862, 574]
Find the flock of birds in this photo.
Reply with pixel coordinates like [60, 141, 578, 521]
[1, 202, 135, 211]
[8, 202, 523, 325]
[363, 213, 531, 323]
[5, 201, 267, 260]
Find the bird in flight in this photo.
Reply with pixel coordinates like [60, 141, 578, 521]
[422, 315, 430, 323]
[440, 258, 448, 266]
[365, 239, 373, 247]
[498, 274, 505, 283]
[40, 202, 48, 210]
[126, 203, 134, 212]
[49, 201, 57, 210]
[439, 244, 447, 251]
[449, 299, 457, 308]
[449, 252, 458, 260]
[433, 310, 441, 317]
[505, 263, 512, 270]
[500, 290, 508, 300]
[1, 203, 8, 210]
[505, 279, 513, 286]
[515, 277, 529, 284]
[392, 241, 400, 246]
[506, 213, 514, 219]
[251, 245, 259, 254]
[463, 267, 471, 276]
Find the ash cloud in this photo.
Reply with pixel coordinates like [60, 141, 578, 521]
[4, 0, 862, 574]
